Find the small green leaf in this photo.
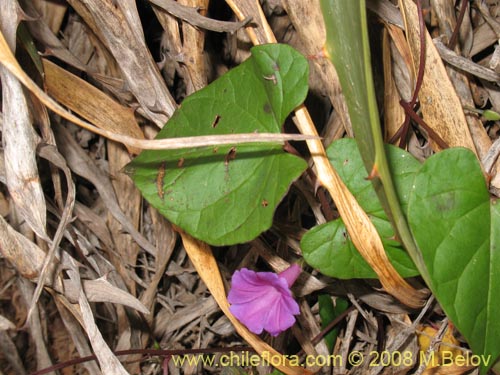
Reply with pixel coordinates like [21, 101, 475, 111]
[127, 44, 308, 245]
[318, 295, 349, 351]
[302, 139, 419, 279]
[482, 109, 500, 121]
[408, 148, 500, 373]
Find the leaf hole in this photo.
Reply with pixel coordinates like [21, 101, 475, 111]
[211, 114, 221, 128]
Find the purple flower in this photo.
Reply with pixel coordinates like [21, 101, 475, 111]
[228, 264, 301, 336]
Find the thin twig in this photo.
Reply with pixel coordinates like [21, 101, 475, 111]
[448, 0, 468, 50]
[398, 0, 427, 148]
[399, 101, 449, 149]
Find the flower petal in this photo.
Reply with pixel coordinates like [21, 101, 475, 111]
[228, 269, 277, 304]
[264, 291, 300, 336]
[228, 267, 301, 336]
[229, 288, 282, 334]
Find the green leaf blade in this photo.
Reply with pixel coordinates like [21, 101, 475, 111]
[302, 139, 420, 279]
[128, 44, 308, 245]
[408, 148, 500, 372]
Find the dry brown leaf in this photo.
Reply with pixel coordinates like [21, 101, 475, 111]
[106, 142, 142, 292]
[385, 22, 414, 102]
[0, 28, 316, 150]
[65, 257, 129, 375]
[43, 59, 144, 154]
[1, 1, 47, 240]
[0, 209, 148, 315]
[399, 0, 477, 153]
[31, 0, 67, 34]
[178, 229, 312, 375]
[0, 213, 49, 280]
[178, 0, 209, 94]
[24, 144, 75, 327]
[53, 298, 101, 375]
[0, 315, 15, 331]
[431, 1, 492, 158]
[155, 296, 219, 335]
[66, 0, 176, 127]
[383, 27, 406, 141]
[140, 211, 176, 318]
[281, 0, 353, 137]
[226, 0, 426, 309]
[17, 278, 55, 373]
[20, 0, 88, 72]
[54, 125, 158, 257]
[63, 278, 149, 315]
[0, 331, 27, 374]
[378, 315, 419, 375]
[74, 202, 114, 250]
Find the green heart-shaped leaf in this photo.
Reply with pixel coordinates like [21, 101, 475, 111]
[127, 44, 308, 245]
[408, 148, 500, 372]
[302, 139, 419, 278]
